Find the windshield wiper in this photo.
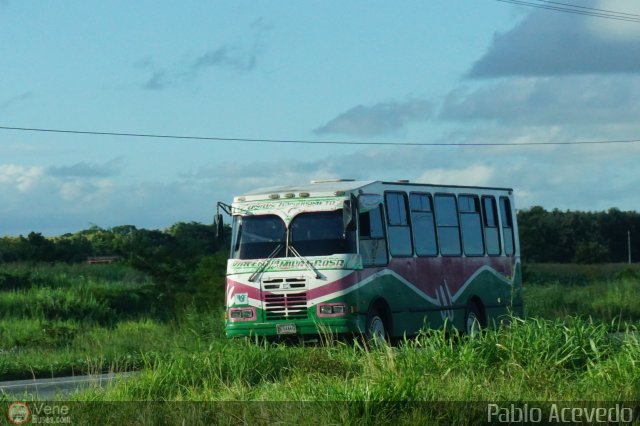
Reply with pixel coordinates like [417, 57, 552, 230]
[248, 244, 283, 282]
[288, 244, 323, 279]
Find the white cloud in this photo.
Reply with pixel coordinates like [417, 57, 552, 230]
[442, 76, 640, 125]
[314, 99, 434, 137]
[47, 158, 124, 178]
[0, 164, 45, 192]
[417, 165, 496, 187]
[468, 0, 640, 78]
[586, 1, 640, 41]
[0, 161, 217, 235]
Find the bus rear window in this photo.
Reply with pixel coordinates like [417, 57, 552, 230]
[499, 197, 515, 256]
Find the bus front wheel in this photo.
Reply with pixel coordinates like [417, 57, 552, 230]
[464, 301, 483, 337]
[366, 308, 388, 343]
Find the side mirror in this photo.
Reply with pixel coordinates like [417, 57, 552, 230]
[214, 213, 224, 242]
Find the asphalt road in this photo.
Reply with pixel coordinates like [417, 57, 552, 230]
[0, 372, 137, 400]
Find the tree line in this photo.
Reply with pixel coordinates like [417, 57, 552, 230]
[1, 207, 638, 266]
[517, 207, 638, 264]
[0, 222, 231, 313]
[0, 208, 636, 313]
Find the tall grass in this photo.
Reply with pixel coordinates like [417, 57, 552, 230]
[70, 316, 639, 411]
[523, 262, 640, 286]
[0, 262, 150, 291]
[525, 278, 640, 323]
[3, 261, 640, 416]
[0, 318, 173, 381]
[0, 283, 157, 324]
[0, 263, 163, 380]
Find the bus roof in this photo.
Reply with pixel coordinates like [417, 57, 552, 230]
[380, 181, 514, 192]
[238, 180, 376, 197]
[235, 179, 513, 201]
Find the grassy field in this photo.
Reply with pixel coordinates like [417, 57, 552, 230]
[1, 262, 639, 423]
[522, 262, 640, 285]
[525, 279, 640, 325]
[0, 263, 168, 381]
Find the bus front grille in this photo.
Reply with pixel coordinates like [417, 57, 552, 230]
[264, 292, 308, 320]
[262, 277, 306, 290]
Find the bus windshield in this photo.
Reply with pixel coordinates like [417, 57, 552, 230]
[290, 210, 356, 257]
[231, 210, 356, 259]
[231, 215, 286, 260]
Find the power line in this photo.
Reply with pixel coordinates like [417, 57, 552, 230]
[496, 0, 640, 23]
[1, 125, 640, 147]
[537, 0, 640, 18]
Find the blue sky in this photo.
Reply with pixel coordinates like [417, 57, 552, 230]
[2, 0, 640, 235]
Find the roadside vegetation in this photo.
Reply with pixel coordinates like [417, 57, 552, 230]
[0, 262, 638, 405]
[0, 213, 639, 422]
[67, 312, 639, 424]
[0, 264, 169, 381]
[524, 263, 640, 323]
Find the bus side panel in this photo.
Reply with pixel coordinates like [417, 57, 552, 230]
[357, 256, 520, 336]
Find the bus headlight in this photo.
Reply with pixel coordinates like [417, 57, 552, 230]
[320, 305, 333, 315]
[332, 304, 346, 314]
[229, 307, 256, 321]
[317, 303, 347, 317]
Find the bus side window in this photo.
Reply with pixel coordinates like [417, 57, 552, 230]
[409, 192, 437, 256]
[434, 194, 461, 256]
[482, 196, 501, 256]
[384, 192, 413, 257]
[459, 195, 484, 256]
[359, 205, 388, 266]
[499, 197, 515, 256]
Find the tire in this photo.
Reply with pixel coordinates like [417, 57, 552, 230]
[366, 308, 388, 344]
[464, 302, 483, 337]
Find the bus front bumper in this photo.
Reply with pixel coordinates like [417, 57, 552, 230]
[225, 316, 364, 338]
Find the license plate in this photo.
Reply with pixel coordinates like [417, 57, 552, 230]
[276, 323, 297, 335]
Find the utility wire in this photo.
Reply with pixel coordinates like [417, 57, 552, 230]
[537, 0, 640, 18]
[1, 125, 640, 147]
[496, 0, 640, 23]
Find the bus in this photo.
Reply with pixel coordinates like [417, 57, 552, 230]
[218, 179, 522, 340]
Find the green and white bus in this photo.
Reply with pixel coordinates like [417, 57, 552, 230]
[219, 179, 522, 339]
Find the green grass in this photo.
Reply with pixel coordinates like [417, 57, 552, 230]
[522, 262, 640, 286]
[0, 262, 151, 291]
[73, 316, 638, 402]
[0, 283, 157, 324]
[1, 260, 639, 423]
[55, 316, 639, 425]
[0, 263, 164, 380]
[524, 278, 640, 324]
[0, 318, 172, 381]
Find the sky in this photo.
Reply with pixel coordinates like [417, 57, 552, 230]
[2, 0, 640, 235]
